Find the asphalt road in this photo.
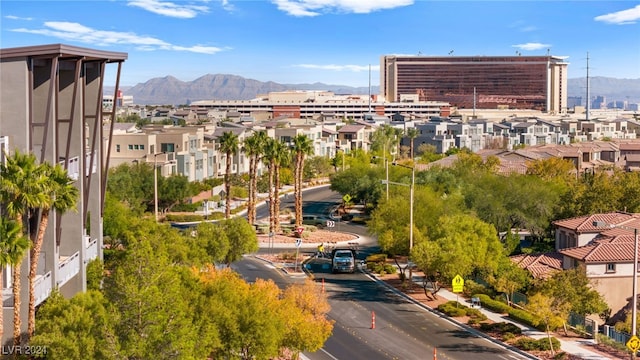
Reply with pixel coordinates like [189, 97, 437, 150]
[239, 186, 534, 360]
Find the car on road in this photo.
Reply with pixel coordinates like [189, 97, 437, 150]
[331, 248, 356, 273]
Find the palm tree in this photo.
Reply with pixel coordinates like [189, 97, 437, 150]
[0, 218, 30, 343]
[291, 135, 314, 228]
[0, 149, 46, 346]
[405, 127, 420, 160]
[28, 162, 78, 340]
[272, 140, 290, 234]
[219, 131, 239, 219]
[262, 138, 279, 233]
[242, 131, 268, 225]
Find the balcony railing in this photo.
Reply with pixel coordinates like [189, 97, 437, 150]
[85, 151, 97, 176]
[57, 251, 80, 287]
[34, 271, 53, 307]
[86, 238, 98, 262]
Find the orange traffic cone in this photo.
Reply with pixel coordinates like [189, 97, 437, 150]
[433, 347, 437, 360]
[371, 311, 376, 329]
[321, 278, 325, 293]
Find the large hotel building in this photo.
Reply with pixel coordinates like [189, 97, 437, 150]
[381, 55, 569, 114]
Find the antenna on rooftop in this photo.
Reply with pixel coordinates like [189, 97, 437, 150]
[368, 64, 372, 114]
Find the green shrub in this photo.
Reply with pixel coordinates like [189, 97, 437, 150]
[479, 322, 522, 335]
[368, 262, 397, 275]
[465, 308, 487, 321]
[514, 336, 560, 351]
[502, 332, 516, 341]
[467, 318, 480, 326]
[473, 294, 511, 314]
[508, 308, 547, 331]
[366, 254, 388, 263]
[437, 301, 467, 317]
[383, 264, 396, 274]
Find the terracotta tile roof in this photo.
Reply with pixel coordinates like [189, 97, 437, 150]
[510, 252, 563, 279]
[552, 212, 639, 233]
[559, 238, 638, 263]
[619, 142, 640, 151]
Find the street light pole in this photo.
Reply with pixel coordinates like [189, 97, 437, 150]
[153, 152, 165, 223]
[391, 162, 415, 279]
[154, 154, 159, 222]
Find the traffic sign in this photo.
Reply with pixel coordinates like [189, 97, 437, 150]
[343, 194, 351, 203]
[452, 274, 464, 293]
[627, 335, 640, 353]
[295, 239, 302, 248]
[296, 227, 304, 234]
[326, 220, 335, 228]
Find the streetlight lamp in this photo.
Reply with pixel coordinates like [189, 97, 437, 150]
[372, 156, 389, 201]
[594, 220, 638, 358]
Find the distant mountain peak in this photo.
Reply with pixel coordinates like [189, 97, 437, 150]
[108, 74, 640, 106]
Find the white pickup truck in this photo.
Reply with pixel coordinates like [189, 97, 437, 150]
[331, 249, 356, 273]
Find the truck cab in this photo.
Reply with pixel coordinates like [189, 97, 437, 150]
[331, 248, 356, 273]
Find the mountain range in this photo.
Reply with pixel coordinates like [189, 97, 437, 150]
[107, 74, 640, 106]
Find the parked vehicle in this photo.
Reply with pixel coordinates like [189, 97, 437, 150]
[331, 248, 356, 273]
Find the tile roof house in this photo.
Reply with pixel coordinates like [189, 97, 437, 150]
[510, 252, 564, 279]
[553, 212, 640, 322]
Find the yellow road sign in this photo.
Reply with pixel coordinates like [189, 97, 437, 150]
[627, 335, 640, 352]
[343, 194, 352, 203]
[452, 274, 464, 293]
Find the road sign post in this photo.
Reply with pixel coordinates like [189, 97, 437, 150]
[452, 274, 465, 306]
[294, 237, 302, 272]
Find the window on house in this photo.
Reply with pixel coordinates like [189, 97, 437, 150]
[116, 144, 120, 153]
[128, 144, 133, 150]
[606, 263, 616, 273]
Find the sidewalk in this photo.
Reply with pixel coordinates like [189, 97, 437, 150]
[390, 270, 615, 360]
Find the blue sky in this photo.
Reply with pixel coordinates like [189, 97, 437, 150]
[2, 1, 639, 87]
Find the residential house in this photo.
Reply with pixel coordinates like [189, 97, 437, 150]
[553, 212, 640, 322]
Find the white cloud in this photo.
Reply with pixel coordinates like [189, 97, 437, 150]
[512, 42, 551, 51]
[11, 21, 225, 54]
[272, 0, 413, 17]
[127, 0, 209, 18]
[594, 5, 640, 25]
[5, 15, 33, 21]
[295, 64, 380, 72]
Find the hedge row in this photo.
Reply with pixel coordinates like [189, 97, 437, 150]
[472, 294, 551, 332]
[437, 301, 487, 321]
[515, 336, 561, 351]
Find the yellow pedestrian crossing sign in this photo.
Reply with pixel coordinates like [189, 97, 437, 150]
[452, 274, 464, 293]
[627, 335, 640, 352]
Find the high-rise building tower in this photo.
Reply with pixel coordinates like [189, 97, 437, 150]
[381, 55, 569, 114]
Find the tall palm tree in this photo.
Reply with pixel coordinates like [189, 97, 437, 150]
[262, 138, 279, 234]
[272, 140, 290, 234]
[219, 131, 239, 219]
[405, 127, 420, 160]
[0, 218, 30, 343]
[0, 149, 46, 346]
[28, 162, 78, 340]
[291, 135, 314, 228]
[242, 131, 268, 225]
